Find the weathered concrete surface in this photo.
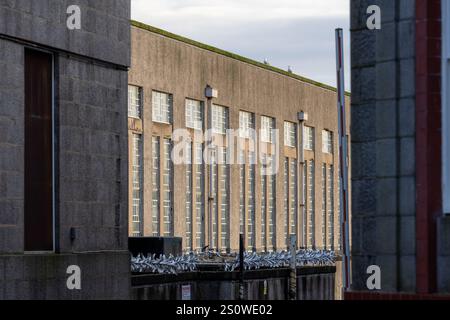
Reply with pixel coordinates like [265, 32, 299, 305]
[0, 0, 130, 66]
[0, 0, 131, 299]
[350, 0, 417, 292]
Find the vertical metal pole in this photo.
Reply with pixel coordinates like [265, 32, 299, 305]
[239, 233, 245, 300]
[289, 234, 297, 300]
[335, 28, 351, 293]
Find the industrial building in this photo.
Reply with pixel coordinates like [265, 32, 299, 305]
[128, 21, 351, 253]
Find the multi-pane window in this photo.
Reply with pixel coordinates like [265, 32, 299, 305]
[152, 91, 172, 124]
[307, 160, 315, 248]
[219, 147, 230, 250]
[212, 105, 228, 134]
[289, 159, 298, 241]
[239, 111, 254, 138]
[211, 149, 218, 249]
[186, 99, 203, 130]
[327, 165, 334, 250]
[284, 122, 297, 147]
[128, 85, 142, 119]
[162, 139, 173, 236]
[210, 146, 230, 251]
[302, 163, 307, 248]
[131, 134, 143, 237]
[152, 137, 160, 236]
[284, 158, 298, 248]
[239, 151, 245, 235]
[261, 165, 267, 249]
[322, 130, 333, 154]
[322, 164, 327, 248]
[304, 126, 315, 150]
[185, 143, 193, 251]
[261, 116, 276, 143]
[284, 158, 289, 247]
[260, 153, 277, 251]
[194, 143, 205, 250]
[247, 152, 256, 250]
[267, 156, 276, 251]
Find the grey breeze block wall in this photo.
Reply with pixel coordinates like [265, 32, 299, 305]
[0, 0, 131, 299]
[350, 0, 417, 292]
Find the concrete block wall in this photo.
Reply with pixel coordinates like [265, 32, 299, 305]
[0, 0, 131, 299]
[350, 0, 417, 292]
[0, 0, 130, 66]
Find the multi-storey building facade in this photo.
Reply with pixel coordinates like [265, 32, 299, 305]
[128, 21, 350, 253]
[0, 1, 131, 299]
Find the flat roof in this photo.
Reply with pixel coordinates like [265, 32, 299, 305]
[131, 20, 350, 97]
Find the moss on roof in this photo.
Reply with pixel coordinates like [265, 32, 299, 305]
[131, 20, 350, 97]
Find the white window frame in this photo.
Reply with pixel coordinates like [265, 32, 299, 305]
[442, 0, 450, 214]
[128, 85, 142, 119]
[261, 116, 275, 144]
[186, 99, 203, 130]
[284, 121, 296, 147]
[152, 91, 173, 124]
[212, 104, 228, 135]
[304, 126, 315, 151]
[322, 130, 333, 154]
[239, 111, 254, 138]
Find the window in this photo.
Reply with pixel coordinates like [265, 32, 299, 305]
[162, 139, 173, 236]
[152, 137, 160, 236]
[307, 160, 315, 248]
[284, 122, 297, 147]
[25, 49, 54, 251]
[322, 164, 327, 248]
[443, 0, 450, 214]
[194, 143, 205, 250]
[302, 163, 307, 247]
[304, 126, 315, 151]
[186, 99, 203, 130]
[210, 146, 230, 251]
[261, 116, 276, 143]
[185, 143, 193, 251]
[322, 130, 333, 154]
[261, 163, 267, 249]
[219, 147, 230, 250]
[267, 156, 276, 251]
[128, 85, 142, 119]
[289, 159, 298, 242]
[151, 136, 174, 237]
[327, 165, 334, 250]
[247, 152, 256, 250]
[212, 105, 228, 134]
[240, 111, 254, 138]
[152, 91, 172, 124]
[239, 151, 246, 236]
[284, 158, 289, 247]
[131, 134, 143, 237]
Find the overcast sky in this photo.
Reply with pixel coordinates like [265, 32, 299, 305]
[131, 0, 350, 89]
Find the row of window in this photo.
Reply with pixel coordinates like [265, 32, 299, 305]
[129, 85, 339, 251]
[128, 85, 334, 152]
